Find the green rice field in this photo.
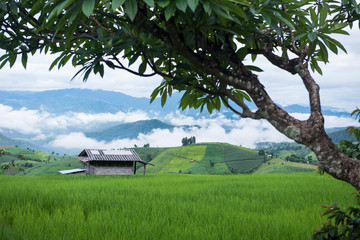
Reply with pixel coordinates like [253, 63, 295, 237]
[0, 173, 356, 240]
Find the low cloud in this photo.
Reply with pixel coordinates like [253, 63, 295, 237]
[0, 104, 150, 135]
[48, 116, 290, 150]
[1, 103, 359, 151]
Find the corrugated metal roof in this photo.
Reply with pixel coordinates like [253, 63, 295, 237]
[78, 149, 142, 162]
[59, 168, 86, 174]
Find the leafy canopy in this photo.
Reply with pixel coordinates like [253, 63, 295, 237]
[0, 0, 359, 113]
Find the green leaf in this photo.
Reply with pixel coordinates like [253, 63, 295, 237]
[187, 0, 199, 12]
[0, 2, 7, 12]
[142, 0, 154, 7]
[275, 13, 295, 30]
[206, 101, 213, 114]
[308, 32, 317, 42]
[245, 65, 263, 72]
[8, 54, 17, 68]
[125, 0, 138, 21]
[294, 32, 307, 41]
[270, 22, 282, 35]
[202, 1, 211, 15]
[211, 5, 233, 21]
[112, 0, 125, 11]
[319, 4, 328, 26]
[319, 35, 338, 54]
[327, 37, 347, 53]
[0, 55, 8, 69]
[261, 13, 271, 25]
[157, 0, 170, 8]
[82, 0, 95, 17]
[139, 60, 147, 75]
[310, 8, 317, 26]
[161, 89, 167, 107]
[165, 2, 176, 20]
[175, 0, 187, 12]
[49, 55, 62, 70]
[21, 52, 28, 69]
[251, 54, 257, 62]
[150, 86, 161, 103]
[317, 40, 329, 63]
[310, 58, 322, 75]
[167, 85, 172, 96]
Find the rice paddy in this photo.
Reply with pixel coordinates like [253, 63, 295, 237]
[0, 173, 356, 240]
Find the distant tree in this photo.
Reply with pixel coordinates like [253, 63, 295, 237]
[134, 144, 138, 148]
[258, 150, 265, 156]
[182, 137, 189, 146]
[143, 143, 150, 148]
[1, 0, 360, 189]
[285, 154, 305, 163]
[182, 136, 196, 146]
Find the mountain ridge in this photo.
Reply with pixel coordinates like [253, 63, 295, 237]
[85, 119, 198, 142]
[0, 88, 351, 117]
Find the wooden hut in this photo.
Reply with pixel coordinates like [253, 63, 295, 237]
[77, 149, 153, 175]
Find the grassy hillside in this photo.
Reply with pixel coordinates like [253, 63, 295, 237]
[139, 143, 267, 174]
[0, 146, 79, 176]
[254, 158, 317, 174]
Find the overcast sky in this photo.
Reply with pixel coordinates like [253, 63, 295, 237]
[1, 29, 360, 112]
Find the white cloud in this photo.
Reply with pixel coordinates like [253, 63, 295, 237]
[0, 52, 162, 98]
[0, 104, 150, 135]
[48, 113, 291, 150]
[1, 103, 359, 151]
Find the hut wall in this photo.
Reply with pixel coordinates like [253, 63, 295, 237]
[93, 166, 133, 175]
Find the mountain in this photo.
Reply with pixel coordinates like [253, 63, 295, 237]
[0, 89, 350, 117]
[0, 133, 45, 151]
[86, 119, 197, 142]
[0, 89, 189, 115]
[328, 128, 356, 143]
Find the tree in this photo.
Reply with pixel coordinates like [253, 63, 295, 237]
[182, 136, 196, 146]
[1, 0, 360, 189]
[182, 137, 189, 146]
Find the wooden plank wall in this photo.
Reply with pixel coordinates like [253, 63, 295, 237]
[93, 166, 133, 175]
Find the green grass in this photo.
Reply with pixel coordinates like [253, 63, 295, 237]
[20, 159, 84, 176]
[255, 158, 317, 174]
[0, 173, 356, 240]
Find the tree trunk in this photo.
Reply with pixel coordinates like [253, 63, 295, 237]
[308, 131, 360, 191]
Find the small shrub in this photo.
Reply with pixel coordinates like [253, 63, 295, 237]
[313, 193, 360, 240]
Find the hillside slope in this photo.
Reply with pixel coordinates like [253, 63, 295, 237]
[139, 143, 266, 174]
[0, 146, 79, 176]
[254, 158, 317, 174]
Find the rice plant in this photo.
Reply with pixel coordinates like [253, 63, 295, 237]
[0, 173, 355, 240]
